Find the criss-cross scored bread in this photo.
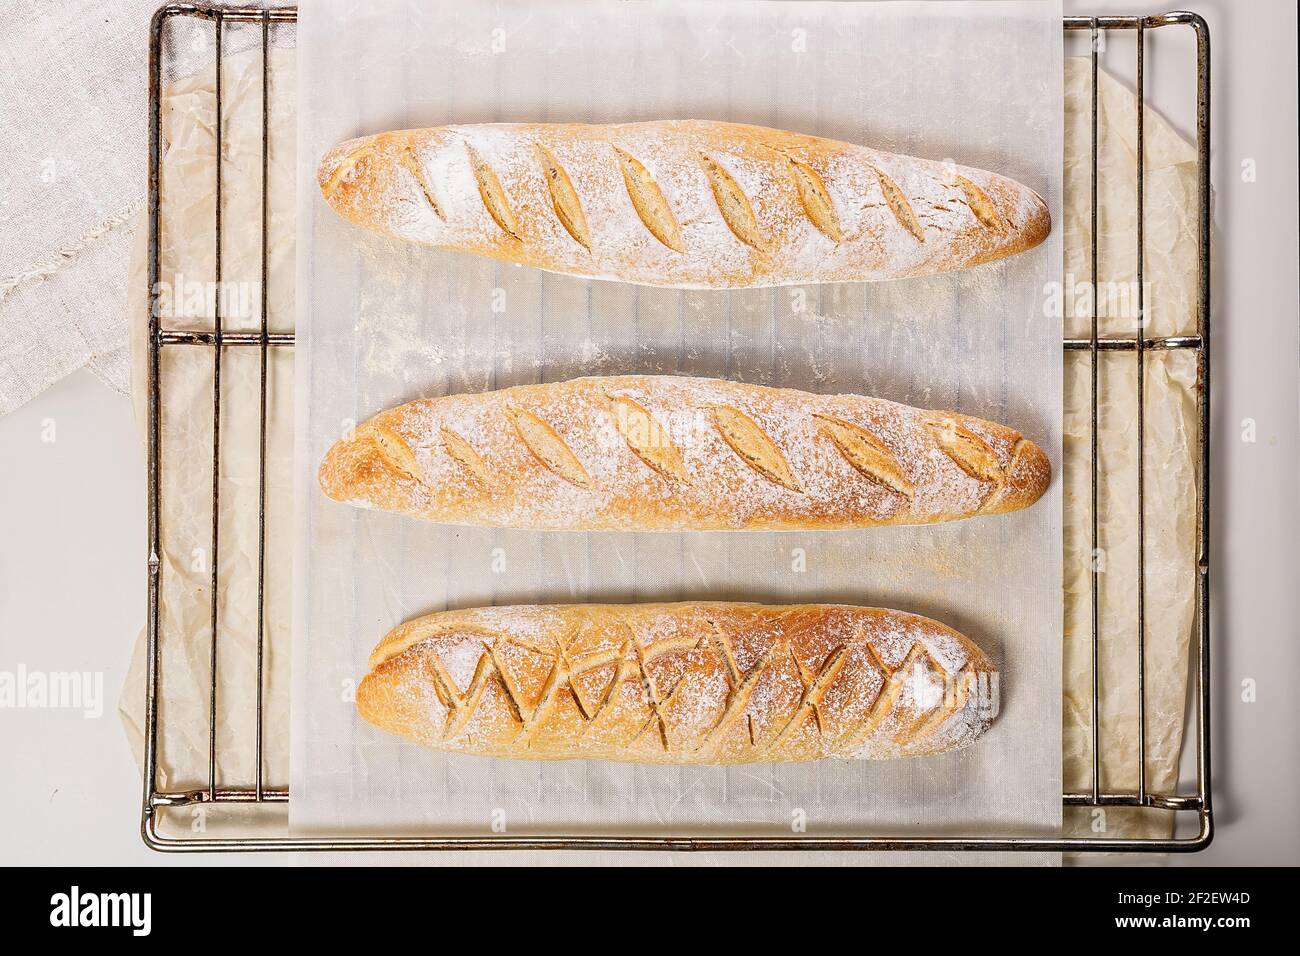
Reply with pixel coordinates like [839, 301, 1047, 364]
[357, 603, 999, 764]
[318, 119, 1050, 288]
[319, 375, 1051, 531]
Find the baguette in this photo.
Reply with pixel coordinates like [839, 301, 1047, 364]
[357, 603, 999, 764]
[319, 375, 1051, 530]
[318, 119, 1050, 288]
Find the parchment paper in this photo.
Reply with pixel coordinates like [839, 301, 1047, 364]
[118, 31, 299, 841]
[291, 0, 1063, 858]
[118, 14, 1200, 859]
[1060, 58, 1199, 842]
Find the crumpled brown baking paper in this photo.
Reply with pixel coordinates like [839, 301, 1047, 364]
[120, 44, 297, 840]
[1061, 57, 1199, 843]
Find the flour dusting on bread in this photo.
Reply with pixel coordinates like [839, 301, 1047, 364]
[357, 603, 1000, 764]
[318, 120, 1050, 289]
[318, 375, 1051, 531]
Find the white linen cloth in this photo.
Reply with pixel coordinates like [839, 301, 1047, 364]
[0, 0, 291, 415]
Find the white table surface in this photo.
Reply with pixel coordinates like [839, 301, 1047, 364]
[0, 0, 1296, 865]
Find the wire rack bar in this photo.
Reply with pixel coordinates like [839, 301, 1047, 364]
[1135, 15, 1148, 805]
[147, 785, 1204, 811]
[254, 8, 271, 803]
[1087, 16, 1102, 807]
[206, 8, 224, 805]
[142, 4, 1213, 852]
[154, 331, 1206, 351]
[1193, 6, 1213, 841]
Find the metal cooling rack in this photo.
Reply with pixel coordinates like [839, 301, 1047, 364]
[142, 3, 1213, 852]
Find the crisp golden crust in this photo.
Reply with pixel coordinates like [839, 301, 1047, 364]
[357, 603, 999, 764]
[319, 375, 1051, 531]
[318, 120, 1050, 288]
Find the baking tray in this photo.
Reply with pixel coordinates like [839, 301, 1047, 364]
[141, 2, 1212, 852]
